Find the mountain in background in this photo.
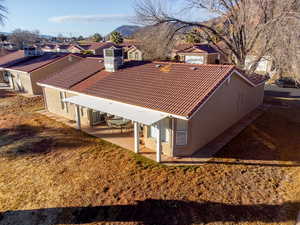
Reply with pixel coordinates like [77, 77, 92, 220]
[110, 25, 141, 38]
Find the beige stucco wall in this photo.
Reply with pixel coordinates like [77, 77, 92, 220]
[9, 70, 33, 94]
[0, 71, 5, 82]
[128, 49, 143, 61]
[43, 87, 91, 127]
[174, 73, 265, 156]
[143, 118, 174, 156]
[30, 55, 82, 95]
[178, 53, 220, 64]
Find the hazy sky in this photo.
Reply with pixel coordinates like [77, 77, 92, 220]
[0, 0, 213, 37]
[1, 0, 136, 37]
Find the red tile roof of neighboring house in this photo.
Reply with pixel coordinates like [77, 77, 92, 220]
[173, 43, 194, 52]
[69, 61, 266, 117]
[75, 42, 116, 51]
[41, 44, 56, 50]
[7, 53, 69, 73]
[0, 49, 17, 57]
[40, 57, 104, 89]
[177, 44, 219, 54]
[57, 44, 70, 50]
[0, 50, 28, 68]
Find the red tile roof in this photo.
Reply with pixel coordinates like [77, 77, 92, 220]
[7, 53, 68, 73]
[40, 59, 266, 117]
[76, 42, 116, 51]
[0, 50, 28, 68]
[40, 57, 104, 89]
[57, 44, 70, 50]
[71, 62, 239, 117]
[177, 44, 219, 54]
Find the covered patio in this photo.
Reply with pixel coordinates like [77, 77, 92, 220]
[64, 95, 169, 162]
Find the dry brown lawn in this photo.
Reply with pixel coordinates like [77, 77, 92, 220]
[0, 89, 299, 225]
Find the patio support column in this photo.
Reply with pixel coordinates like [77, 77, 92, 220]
[156, 122, 162, 163]
[134, 122, 140, 153]
[75, 104, 81, 130]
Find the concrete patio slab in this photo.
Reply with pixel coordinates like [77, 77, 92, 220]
[38, 106, 268, 166]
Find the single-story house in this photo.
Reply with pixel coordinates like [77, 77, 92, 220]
[174, 44, 222, 64]
[55, 44, 70, 53]
[0, 49, 82, 95]
[0, 42, 17, 51]
[118, 40, 141, 59]
[38, 48, 267, 162]
[127, 45, 143, 61]
[41, 44, 57, 52]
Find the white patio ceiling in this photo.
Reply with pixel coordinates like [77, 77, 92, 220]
[64, 95, 168, 126]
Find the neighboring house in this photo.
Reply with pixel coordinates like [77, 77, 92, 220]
[0, 49, 82, 95]
[0, 42, 17, 51]
[245, 55, 273, 75]
[55, 44, 70, 53]
[127, 45, 143, 61]
[38, 48, 267, 162]
[41, 44, 56, 52]
[68, 42, 116, 56]
[174, 44, 222, 65]
[118, 40, 141, 59]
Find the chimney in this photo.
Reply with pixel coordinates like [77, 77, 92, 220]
[24, 46, 44, 57]
[104, 47, 124, 72]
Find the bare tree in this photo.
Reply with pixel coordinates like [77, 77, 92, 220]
[134, 0, 298, 74]
[10, 29, 41, 49]
[0, 0, 7, 25]
[270, 13, 300, 79]
[134, 23, 177, 60]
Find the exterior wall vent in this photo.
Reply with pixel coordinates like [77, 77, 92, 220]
[104, 47, 124, 72]
[155, 64, 161, 68]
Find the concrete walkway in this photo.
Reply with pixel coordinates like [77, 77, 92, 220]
[296, 212, 300, 225]
[38, 107, 267, 166]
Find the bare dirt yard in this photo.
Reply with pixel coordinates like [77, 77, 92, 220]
[0, 89, 299, 225]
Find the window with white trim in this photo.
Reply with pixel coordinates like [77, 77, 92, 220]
[176, 119, 188, 146]
[149, 119, 170, 143]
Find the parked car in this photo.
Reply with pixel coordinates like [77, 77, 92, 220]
[275, 77, 300, 88]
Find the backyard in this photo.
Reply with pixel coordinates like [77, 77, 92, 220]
[0, 89, 299, 225]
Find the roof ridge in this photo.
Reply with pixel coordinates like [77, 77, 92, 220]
[152, 61, 234, 67]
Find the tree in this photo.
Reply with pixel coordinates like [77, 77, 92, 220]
[270, 13, 300, 79]
[93, 33, 103, 42]
[135, 0, 299, 74]
[10, 29, 40, 49]
[134, 24, 176, 60]
[77, 35, 84, 41]
[0, 2, 7, 25]
[185, 28, 202, 44]
[0, 33, 7, 42]
[110, 31, 124, 44]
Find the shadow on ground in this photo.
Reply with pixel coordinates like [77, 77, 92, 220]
[0, 199, 299, 225]
[0, 89, 15, 98]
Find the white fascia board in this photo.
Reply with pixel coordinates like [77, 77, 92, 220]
[37, 83, 189, 121]
[5, 68, 28, 74]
